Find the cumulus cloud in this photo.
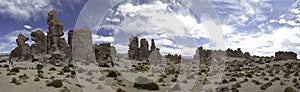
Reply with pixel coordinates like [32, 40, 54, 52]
[92, 34, 115, 43]
[24, 25, 32, 29]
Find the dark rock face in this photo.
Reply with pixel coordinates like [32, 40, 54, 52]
[31, 30, 47, 54]
[68, 30, 74, 48]
[138, 38, 149, 60]
[95, 43, 116, 67]
[128, 36, 139, 60]
[275, 51, 297, 61]
[150, 39, 156, 52]
[10, 34, 32, 61]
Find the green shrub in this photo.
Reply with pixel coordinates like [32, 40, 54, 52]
[37, 70, 44, 74]
[58, 70, 64, 75]
[10, 67, 20, 73]
[222, 79, 229, 84]
[284, 86, 295, 92]
[71, 70, 76, 75]
[36, 64, 43, 70]
[11, 77, 17, 83]
[133, 82, 159, 90]
[53, 79, 63, 88]
[4, 64, 9, 68]
[34, 77, 40, 81]
[68, 63, 75, 68]
[62, 66, 71, 73]
[229, 78, 237, 82]
[107, 70, 117, 77]
[49, 67, 56, 71]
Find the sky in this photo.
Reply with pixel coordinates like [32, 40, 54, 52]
[0, 0, 299, 58]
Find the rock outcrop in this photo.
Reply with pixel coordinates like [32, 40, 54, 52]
[9, 34, 32, 61]
[31, 30, 47, 54]
[128, 36, 159, 61]
[226, 48, 244, 58]
[194, 47, 254, 60]
[72, 27, 95, 63]
[275, 51, 297, 61]
[193, 47, 211, 60]
[95, 43, 116, 67]
[165, 54, 181, 63]
[68, 30, 74, 48]
[138, 38, 149, 60]
[128, 36, 139, 60]
[148, 49, 162, 63]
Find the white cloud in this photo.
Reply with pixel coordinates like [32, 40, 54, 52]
[113, 44, 128, 53]
[24, 25, 32, 29]
[178, 45, 196, 56]
[0, 0, 53, 21]
[92, 34, 115, 43]
[290, 8, 300, 14]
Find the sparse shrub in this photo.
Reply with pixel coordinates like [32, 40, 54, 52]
[11, 77, 17, 83]
[271, 77, 280, 82]
[229, 78, 237, 82]
[171, 77, 177, 82]
[37, 70, 44, 74]
[158, 78, 164, 82]
[231, 87, 239, 92]
[19, 73, 29, 79]
[10, 67, 20, 73]
[107, 70, 118, 77]
[222, 79, 229, 84]
[260, 84, 268, 90]
[53, 79, 63, 88]
[38, 73, 44, 78]
[232, 83, 241, 88]
[133, 82, 159, 90]
[280, 81, 286, 86]
[36, 64, 43, 70]
[4, 64, 9, 68]
[49, 67, 56, 71]
[252, 80, 260, 85]
[86, 70, 93, 75]
[62, 66, 71, 73]
[203, 78, 211, 85]
[68, 63, 75, 68]
[50, 76, 55, 79]
[58, 70, 64, 75]
[34, 77, 40, 81]
[117, 88, 125, 92]
[284, 72, 290, 78]
[284, 86, 296, 92]
[264, 77, 269, 81]
[71, 70, 76, 75]
[292, 78, 297, 83]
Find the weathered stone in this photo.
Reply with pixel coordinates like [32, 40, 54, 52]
[193, 47, 211, 60]
[72, 27, 96, 63]
[138, 38, 149, 61]
[128, 36, 139, 60]
[31, 30, 47, 54]
[275, 51, 297, 61]
[150, 39, 156, 52]
[47, 10, 65, 54]
[68, 30, 74, 47]
[148, 49, 162, 63]
[226, 48, 244, 58]
[95, 43, 115, 67]
[9, 34, 31, 61]
[165, 54, 181, 63]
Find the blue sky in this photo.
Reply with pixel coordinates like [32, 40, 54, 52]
[0, 0, 299, 58]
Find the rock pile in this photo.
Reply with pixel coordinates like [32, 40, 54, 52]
[275, 51, 297, 61]
[128, 36, 159, 61]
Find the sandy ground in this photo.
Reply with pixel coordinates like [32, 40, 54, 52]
[1, 54, 300, 92]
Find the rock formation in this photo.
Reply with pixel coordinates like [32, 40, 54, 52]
[150, 39, 156, 52]
[226, 48, 244, 58]
[193, 47, 211, 60]
[138, 38, 149, 60]
[194, 47, 254, 60]
[165, 54, 181, 63]
[9, 34, 32, 61]
[95, 43, 116, 67]
[128, 36, 139, 60]
[275, 51, 297, 61]
[72, 27, 95, 63]
[68, 30, 74, 48]
[30, 30, 47, 61]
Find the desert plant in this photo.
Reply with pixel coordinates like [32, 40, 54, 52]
[284, 86, 296, 92]
[36, 64, 43, 70]
[117, 88, 125, 92]
[11, 77, 17, 83]
[133, 82, 159, 90]
[292, 78, 297, 83]
[271, 77, 280, 82]
[280, 81, 286, 86]
[62, 66, 71, 73]
[71, 70, 76, 75]
[34, 77, 40, 81]
[68, 63, 75, 68]
[49, 67, 56, 71]
[232, 83, 241, 88]
[107, 70, 118, 77]
[222, 79, 229, 84]
[4, 64, 9, 68]
[229, 78, 237, 82]
[171, 77, 177, 82]
[53, 79, 63, 88]
[10, 67, 20, 73]
[58, 70, 64, 75]
[263, 77, 269, 81]
[37, 70, 44, 74]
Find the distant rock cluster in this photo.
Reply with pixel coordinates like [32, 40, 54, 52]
[194, 47, 254, 60]
[165, 54, 181, 63]
[10, 10, 71, 65]
[128, 36, 158, 61]
[275, 51, 297, 61]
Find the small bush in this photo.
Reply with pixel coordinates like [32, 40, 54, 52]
[260, 84, 268, 90]
[292, 78, 297, 83]
[133, 82, 159, 90]
[10, 67, 20, 73]
[4, 64, 9, 68]
[284, 86, 296, 92]
[107, 70, 118, 77]
[222, 79, 229, 84]
[58, 70, 64, 75]
[49, 67, 56, 71]
[11, 77, 17, 83]
[71, 70, 76, 75]
[34, 77, 40, 81]
[37, 70, 44, 74]
[53, 79, 63, 88]
[229, 78, 237, 82]
[232, 83, 241, 88]
[50, 76, 55, 79]
[68, 63, 75, 68]
[36, 64, 43, 70]
[62, 66, 71, 73]
[116, 88, 125, 92]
